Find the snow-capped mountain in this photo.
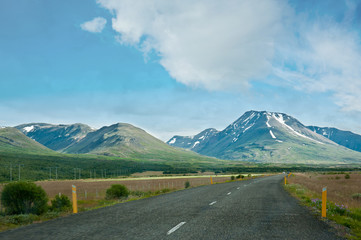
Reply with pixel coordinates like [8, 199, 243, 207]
[167, 110, 361, 164]
[167, 128, 219, 150]
[15, 123, 94, 152]
[307, 126, 361, 153]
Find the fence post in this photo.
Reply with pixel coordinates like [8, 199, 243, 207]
[322, 187, 327, 218]
[72, 185, 78, 214]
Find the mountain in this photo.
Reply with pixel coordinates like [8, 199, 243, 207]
[0, 127, 55, 154]
[63, 123, 219, 164]
[168, 110, 361, 164]
[15, 123, 94, 152]
[167, 128, 219, 151]
[307, 126, 361, 153]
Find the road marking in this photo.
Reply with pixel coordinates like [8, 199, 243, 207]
[167, 222, 186, 235]
[209, 201, 217, 206]
[237, 187, 240, 189]
[227, 192, 231, 195]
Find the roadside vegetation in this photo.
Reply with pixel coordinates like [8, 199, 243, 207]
[284, 172, 361, 239]
[0, 174, 260, 232]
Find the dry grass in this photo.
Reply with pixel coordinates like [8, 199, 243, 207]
[288, 172, 361, 208]
[0, 175, 236, 202]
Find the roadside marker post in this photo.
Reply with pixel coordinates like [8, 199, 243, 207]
[72, 185, 78, 214]
[322, 187, 327, 218]
[288, 172, 292, 178]
[210, 176, 213, 184]
[284, 176, 287, 185]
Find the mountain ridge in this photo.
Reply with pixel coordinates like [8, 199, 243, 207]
[167, 110, 361, 164]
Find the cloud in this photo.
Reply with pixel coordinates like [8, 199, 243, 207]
[80, 17, 107, 33]
[97, 0, 288, 90]
[97, 0, 361, 113]
[274, 17, 361, 112]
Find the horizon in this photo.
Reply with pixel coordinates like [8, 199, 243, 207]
[1, 0, 361, 141]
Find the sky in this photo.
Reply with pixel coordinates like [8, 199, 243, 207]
[1, 0, 361, 141]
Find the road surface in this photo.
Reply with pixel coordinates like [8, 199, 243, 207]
[0, 175, 341, 239]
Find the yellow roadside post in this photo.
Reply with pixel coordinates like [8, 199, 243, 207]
[72, 185, 78, 214]
[210, 176, 213, 184]
[288, 172, 292, 178]
[322, 187, 327, 218]
[284, 176, 287, 185]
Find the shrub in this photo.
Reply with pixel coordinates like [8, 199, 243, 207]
[4, 214, 39, 225]
[231, 176, 235, 181]
[105, 184, 129, 199]
[345, 174, 350, 179]
[50, 194, 72, 212]
[185, 181, 190, 188]
[236, 175, 241, 179]
[241, 175, 245, 179]
[1, 182, 48, 215]
[335, 176, 340, 180]
[352, 193, 361, 200]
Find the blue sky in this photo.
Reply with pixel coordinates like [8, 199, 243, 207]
[1, 0, 361, 141]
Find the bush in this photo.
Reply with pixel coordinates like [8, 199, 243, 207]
[352, 193, 361, 200]
[185, 181, 190, 188]
[50, 194, 72, 212]
[1, 182, 48, 215]
[4, 214, 39, 225]
[236, 175, 241, 179]
[231, 176, 235, 181]
[345, 174, 351, 179]
[106, 184, 129, 199]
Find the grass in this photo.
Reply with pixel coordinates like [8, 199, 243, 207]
[285, 173, 361, 239]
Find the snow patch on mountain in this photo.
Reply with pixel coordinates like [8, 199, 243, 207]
[23, 126, 35, 133]
[266, 115, 271, 128]
[269, 130, 276, 139]
[243, 123, 255, 133]
[192, 141, 200, 148]
[169, 138, 176, 144]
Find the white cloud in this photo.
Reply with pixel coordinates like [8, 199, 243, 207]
[97, 0, 288, 90]
[97, 0, 361, 113]
[274, 20, 361, 112]
[80, 17, 107, 33]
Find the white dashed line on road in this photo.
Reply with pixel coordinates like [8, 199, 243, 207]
[167, 222, 186, 235]
[237, 187, 240, 189]
[209, 201, 217, 206]
[227, 192, 231, 195]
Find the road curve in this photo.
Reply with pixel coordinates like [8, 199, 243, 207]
[0, 175, 341, 240]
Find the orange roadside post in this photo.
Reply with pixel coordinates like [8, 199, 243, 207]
[284, 176, 287, 185]
[210, 176, 213, 184]
[72, 185, 78, 214]
[322, 187, 327, 217]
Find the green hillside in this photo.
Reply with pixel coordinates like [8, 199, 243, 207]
[0, 127, 56, 155]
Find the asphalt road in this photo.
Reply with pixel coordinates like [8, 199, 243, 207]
[0, 175, 341, 240]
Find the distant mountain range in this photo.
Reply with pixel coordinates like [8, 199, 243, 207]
[167, 110, 361, 164]
[1, 110, 361, 165]
[307, 126, 361, 153]
[8, 122, 218, 164]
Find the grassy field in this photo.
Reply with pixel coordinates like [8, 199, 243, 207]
[285, 172, 361, 239]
